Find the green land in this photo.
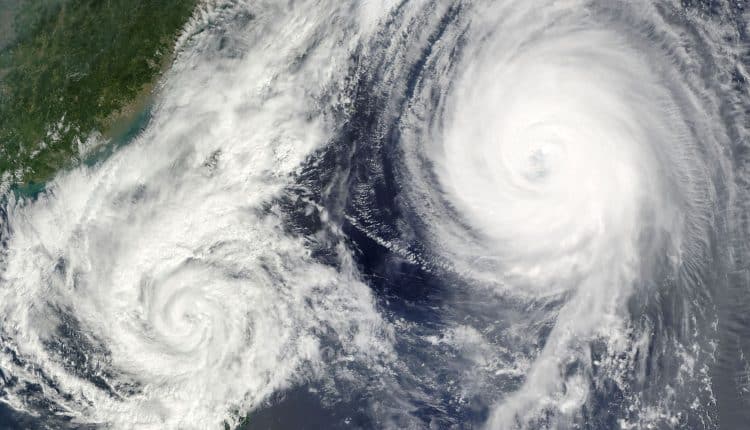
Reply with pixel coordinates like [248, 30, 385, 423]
[0, 0, 197, 187]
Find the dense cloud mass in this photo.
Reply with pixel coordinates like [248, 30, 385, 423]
[1, 1, 749, 429]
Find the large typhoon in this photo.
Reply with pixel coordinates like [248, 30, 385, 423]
[1, 1, 749, 429]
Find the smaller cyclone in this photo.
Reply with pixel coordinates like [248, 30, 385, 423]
[140, 261, 238, 362]
[0, 1, 391, 428]
[0, 160, 386, 429]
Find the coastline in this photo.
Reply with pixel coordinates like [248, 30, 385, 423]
[0, 0, 198, 187]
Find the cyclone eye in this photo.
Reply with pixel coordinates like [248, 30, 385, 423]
[526, 147, 551, 180]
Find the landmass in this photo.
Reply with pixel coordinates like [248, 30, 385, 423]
[0, 0, 197, 188]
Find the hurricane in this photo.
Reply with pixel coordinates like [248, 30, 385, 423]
[0, 0, 749, 429]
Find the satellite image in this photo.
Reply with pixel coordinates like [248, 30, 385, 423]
[0, 0, 749, 429]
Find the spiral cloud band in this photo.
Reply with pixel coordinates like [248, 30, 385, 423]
[1, 0, 749, 429]
[427, 2, 722, 426]
[0, 2, 392, 428]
